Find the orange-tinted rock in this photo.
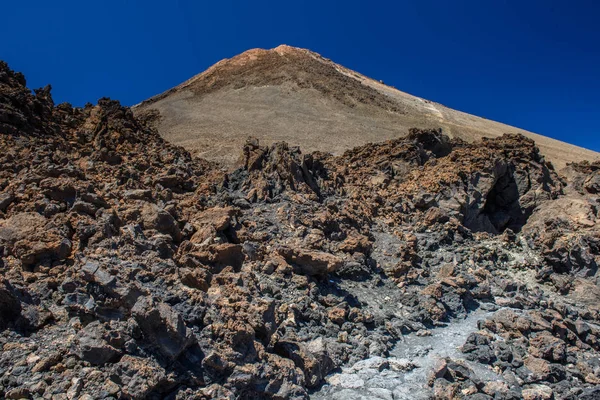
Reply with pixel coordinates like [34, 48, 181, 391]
[277, 246, 343, 276]
[0, 212, 71, 266]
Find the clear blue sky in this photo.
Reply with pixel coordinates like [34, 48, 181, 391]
[2, 0, 599, 151]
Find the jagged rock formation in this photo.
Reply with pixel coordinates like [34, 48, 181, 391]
[2, 60, 600, 400]
[134, 45, 599, 169]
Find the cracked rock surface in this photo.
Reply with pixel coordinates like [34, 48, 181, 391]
[1, 61, 600, 399]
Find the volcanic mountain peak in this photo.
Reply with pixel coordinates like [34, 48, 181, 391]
[135, 45, 599, 168]
[139, 44, 401, 113]
[4, 60, 600, 399]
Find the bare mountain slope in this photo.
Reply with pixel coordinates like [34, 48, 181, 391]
[135, 45, 598, 169]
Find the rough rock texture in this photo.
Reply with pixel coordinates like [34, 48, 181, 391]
[1, 61, 600, 400]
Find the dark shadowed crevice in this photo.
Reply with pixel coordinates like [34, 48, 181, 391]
[481, 168, 526, 233]
[407, 128, 453, 162]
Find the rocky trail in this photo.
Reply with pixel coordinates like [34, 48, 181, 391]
[313, 309, 493, 400]
[2, 60, 600, 400]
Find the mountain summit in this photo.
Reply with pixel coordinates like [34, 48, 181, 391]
[135, 45, 598, 168]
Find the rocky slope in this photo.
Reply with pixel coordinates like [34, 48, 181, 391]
[1, 60, 600, 400]
[134, 45, 599, 169]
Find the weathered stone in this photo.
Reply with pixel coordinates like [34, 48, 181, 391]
[113, 355, 166, 400]
[5, 387, 31, 399]
[179, 267, 212, 291]
[278, 246, 343, 276]
[522, 384, 554, 400]
[482, 381, 510, 396]
[0, 212, 72, 266]
[273, 338, 334, 388]
[0, 192, 13, 211]
[131, 296, 193, 360]
[140, 203, 181, 240]
[186, 243, 245, 272]
[528, 331, 567, 362]
[524, 356, 552, 381]
[428, 359, 448, 385]
[75, 321, 121, 365]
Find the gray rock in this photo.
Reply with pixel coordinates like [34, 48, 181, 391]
[75, 321, 121, 365]
[131, 296, 193, 360]
[112, 355, 166, 400]
[0, 192, 13, 211]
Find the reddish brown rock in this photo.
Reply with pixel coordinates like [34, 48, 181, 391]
[528, 331, 567, 362]
[0, 212, 71, 266]
[277, 246, 343, 276]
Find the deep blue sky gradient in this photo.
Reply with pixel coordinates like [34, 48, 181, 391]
[2, 0, 599, 151]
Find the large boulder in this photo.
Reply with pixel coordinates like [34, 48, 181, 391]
[112, 355, 166, 400]
[273, 338, 335, 388]
[0, 212, 71, 266]
[131, 296, 194, 360]
[74, 321, 122, 365]
[528, 331, 567, 362]
[231, 138, 322, 201]
[277, 246, 343, 276]
[140, 203, 181, 241]
[182, 243, 245, 272]
[522, 163, 600, 277]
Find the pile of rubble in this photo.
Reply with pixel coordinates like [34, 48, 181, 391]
[1, 61, 600, 399]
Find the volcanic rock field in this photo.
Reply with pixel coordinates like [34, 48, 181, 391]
[2, 58, 600, 400]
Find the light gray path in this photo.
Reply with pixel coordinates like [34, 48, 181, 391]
[311, 310, 496, 400]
